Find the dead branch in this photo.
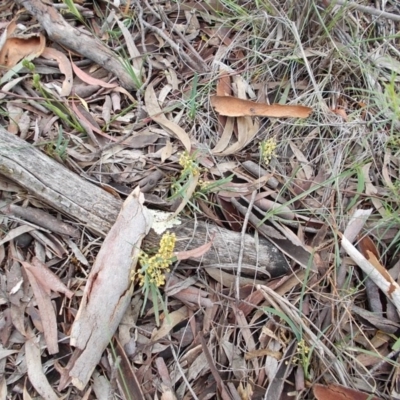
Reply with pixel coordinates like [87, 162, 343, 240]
[0, 127, 289, 277]
[14, 0, 138, 91]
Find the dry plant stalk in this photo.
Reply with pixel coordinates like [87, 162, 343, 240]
[64, 188, 152, 390]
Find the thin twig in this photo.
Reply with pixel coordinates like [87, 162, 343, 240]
[92, 120, 148, 156]
[135, 0, 153, 94]
[328, 0, 400, 22]
[137, 0, 204, 72]
[236, 190, 257, 300]
[369, 349, 400, 374]
[148, 0, 208, 71]
[168, 342, 200, 400]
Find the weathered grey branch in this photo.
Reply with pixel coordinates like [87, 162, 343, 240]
[0, 128, 289, 277]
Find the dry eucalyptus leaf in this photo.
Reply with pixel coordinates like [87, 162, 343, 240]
[175, 235, 214, 260]
[40, 47, 72, 96]
[23, 265, 59, 354]
[313, 383, 382, 400]
[145, 83, 191, 151]
[0, 34, 46, 69]
[71, 61, 117, 89]
[25, 332, 59, 400]
[210, 96, 313, 118]
[152, 306, 188, 342]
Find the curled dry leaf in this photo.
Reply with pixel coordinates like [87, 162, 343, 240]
[40, 47, 73, 96]
[358, 235, 379, 259]
[152, 306, 188, 342]
[210, 96, 313, 118]
[0, 32, 46, 69]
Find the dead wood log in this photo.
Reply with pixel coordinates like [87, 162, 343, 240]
[14, 0, 137, 91]
[0, 128, 289, 277]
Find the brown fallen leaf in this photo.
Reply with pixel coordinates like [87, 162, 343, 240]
[0, 35, 46, 69]
[71, 61, 117, 89]
[332, 107, 348, 121]
[341, 234, 400, 311]
[175, 234, 214, 260]
[25, 329, 59, 400]
[210, 95, 312, 118]
[40, 47, 73, 96]
[28, 257, 74, 299]
[145, 83, 191, 151]
[22, 257, 73, 354]
[358, 234, 379, 260]
[313, 383, 382, 400]
[22, 263, 59, 355]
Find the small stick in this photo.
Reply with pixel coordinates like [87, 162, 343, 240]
[326, 0, 400, 22]
[135, 0, 153, 94]
[136, 0, 205, 72]
[143, 0, 208, 71]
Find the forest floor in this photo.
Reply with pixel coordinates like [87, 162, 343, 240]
[0, 0, 400, 399]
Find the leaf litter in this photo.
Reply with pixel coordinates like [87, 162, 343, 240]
[0, 0, 399, 399]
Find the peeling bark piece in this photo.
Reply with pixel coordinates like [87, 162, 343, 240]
[67, 188, 152, 390]
[211, 96, 313, 118]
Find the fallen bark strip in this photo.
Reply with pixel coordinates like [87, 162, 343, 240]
[14, 0, 137, 91]
[67, 189, 152, 390]
[0, 127, 289, 277]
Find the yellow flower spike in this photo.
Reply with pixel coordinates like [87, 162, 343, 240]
[179, 151, 200, 176]
[135, 232, 176, 288]
[259, 137, 277, 165]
